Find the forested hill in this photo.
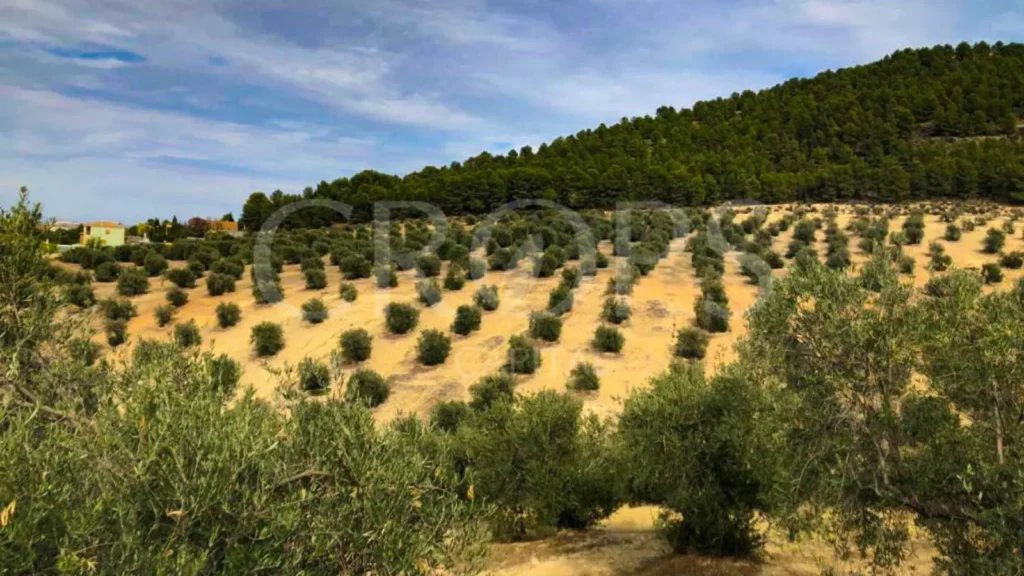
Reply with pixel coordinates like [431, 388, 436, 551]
[240, 41, 1024, 229]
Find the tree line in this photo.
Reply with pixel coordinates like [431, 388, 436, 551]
[241, 41, 1024, 231]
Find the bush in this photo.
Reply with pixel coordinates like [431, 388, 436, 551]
[431, 401, 471, 433]
[474, 285, 499, 311]
[64, 283, 95, 308]
[344, 369, 390, 407]
[94, 260, 120, 282]
[299, 256, 325, 273]
[595, 251, 610, 269]
[443, 265, 466, 291]
[167, 267, 197, 288]
[898, 255, 916, 275]
[618, 363, 776, 555]
[385, 302, 420, 334]
[304, 269, 327, 290]
[299, 357, 331, 393]
[155, 305, 175, 327]
[593, 325, 625, 353]
[105, 319, 128, 347]
[416, 254, 442, 277]
[116, 267, 149, 296]
[674, 327, 709, 359]
[507, 334, 542, 374]
[548, 284, 574, 315]
[174, 320, 202, 348]
[302, 298, 329, 324]
[468, 373, 517, 411]
[984, 228, 1006, 254]
[211, 258, 245, 280]
[452, 305, 482, 336]
[206, 272, 236, 296]
[339, 328, 373, 363]
[416, 279, 443, 307]
[561, 266, 581, 288]
[982, 263, 1003, 284]
[339, 254, 371, 279]
[251, 322, 285, 356]
[944, 224, 962, 241]
[216, 302, 241, 328]
[602, 297, 631, 324]
[467, 258, 486, 280]
[567, 362, 599, 391]
[695, 296, 730, 333]
[339, 282, 358, 302]
[579, 254, 597, 276]
[143, 251, 168, 277]
[999, 251, 1024, 269]
[207, 354, 241, 395]
[529, 312, 563, 342]
[100, 298, 137, 321]
[417, 329, 452, 366]
[533, 252, 559, 278]
[373, 265, 398, 288]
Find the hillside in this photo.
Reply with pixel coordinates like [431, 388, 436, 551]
[239, 42, 1024, 229]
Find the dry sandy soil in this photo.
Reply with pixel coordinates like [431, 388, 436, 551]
[78, 202, 1024, 575]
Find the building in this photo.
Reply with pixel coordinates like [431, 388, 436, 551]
[80, 221, 127, 247]
[206, 219, 239, 233]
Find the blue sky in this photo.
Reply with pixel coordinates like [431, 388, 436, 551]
[1, 0, 1022, 222]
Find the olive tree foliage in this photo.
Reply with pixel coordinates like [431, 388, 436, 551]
[0, 192, 492, 573]
[740, 261, 1024, 573]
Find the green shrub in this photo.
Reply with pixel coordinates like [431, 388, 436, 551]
[116, 267, 149, 296]
[94, 260, 120, 282]
[206, 353, 241, 395]
[548, 284, 574, 315]
[339, 282, 358, 302]
[155, 305, 175, 327]
[143, 251, 168, 277]
[339, 328, 373, 363]
[304, 268, 327, 290]
[100, 298, 137, 321]
[593, 325, 624, 353]
[561, 266, 581, 288]
[373, 264, 398, 288]
[674, 327, 709, 359]
[529, 312, 563, 342]
[999, 251, 1024, 269]
[469, 373, 517, 411]
[567, 362, 600, 391]
[167, 267, 196, 288]
[618, 363, 776, 555]
[417, 329, 452, 366]
[595, 251, 610, 269]
[452, 305, 482, 336]
[982, 263, 1003, 284]
[984, 228, 1006, 254]
[602, 297, 631, 324]
[206, 272, 236, 296]
[211, 258, 245, 279]
[105, 319, 128, 347]
[174, 320, 202, 348]
[473, 285, 499, 311]
[430, 401, 471, 433]
[533, 252, 559, 278]
[344, 369, 390, 407]
[898, 255, 916, 274]
[416, 254, 442, 277]
[299, 357, 331, 393]
[695, 296, 730, 333]
[64, 283, 95, 308]
[302, 298, 329, 324]
[416, 279, 443, 307]
[944, 224, 962, 241]
[443, 265, 466, 291]
[216, 302, 241, 328]
[300, 256, 325, 272]
[467, 258, 487, 280]
[340, 254, 371, 279]
[507, 334, 542, 374]
[251, 322, 285, 356]
[385, 302, 420, 334]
